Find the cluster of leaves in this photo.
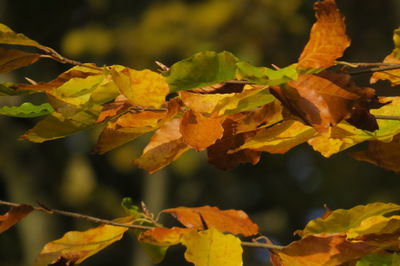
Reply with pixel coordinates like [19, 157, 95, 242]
[2, 0, 400, 265]
[2, 201, 400, 265]
[1, 0, 400, 174]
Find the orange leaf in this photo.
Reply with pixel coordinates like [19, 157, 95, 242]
[139, 227, 192, 246]
[0, 48, 40, 74]
[298, 0, 350, 68]
[163, 206, 259, 237]
[272, 71, 379, 132]
[34, 216, 133, 266]
[208, 115, 261, 170]
[270, 234, 374, 266]
[180, 110, 224, 151]
[133, 118, 190, 173]
[0, 204, 33, 233]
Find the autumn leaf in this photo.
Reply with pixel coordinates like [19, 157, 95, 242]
[295, 202, 400, 238]
[346, 215, 400, 240]
[233, 120, 316, 154]
[0, 48, 40, 74]
[349, 134, 400, 174]
[20, 106, 102, 143]
[181, 228, 243, 266]
[270, 233, 374, 266]
[355, 253, 400, 266]
[0, 204, 33, 233]
[133, 118, 190, 174]
[34, 216, 133, 266]
[298, 0, 350, 69]
[163, 206, 258, 237]
[0, 23, 49, 51]
[165, 51, 238, 91]
[180, 110, 224, 151]
[139, 227, 192, 246]
[370, 28, 400, 85]
[111, 67, 169, 108]
[309, 97, 400, 157]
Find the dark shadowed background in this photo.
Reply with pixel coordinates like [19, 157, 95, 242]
[1, 0, 400, 265]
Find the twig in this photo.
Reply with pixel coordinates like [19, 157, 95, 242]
[336, 61, 396, 68]
[350, 65, 400, 75]
[374, 115, 400, 121]
[39, 53, 102, 72]
[0, 200, 153, 230]
[0, 199, 286, 250]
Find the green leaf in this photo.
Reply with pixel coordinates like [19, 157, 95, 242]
[0, 103, 54, 118]
[0, 48, 40, 74]
[0, 83, 30, 96]
[356, 253, 400, 266]
[225, 89, 276, 114]
[121, 197, 140, 216]
[296, 202, 400, 238]
[164, 51, 238, 92]
[236, 62, 298, 85]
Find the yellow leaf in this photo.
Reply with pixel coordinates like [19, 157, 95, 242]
[347, 215, 400, 239]
[0, 23, 49, 51]
[111, 67, 169, 108]
[34, 216, 133, 266]
[139, 227, 191, 246]
[234, 120, 316, 154]
[181, 228, 243, 266]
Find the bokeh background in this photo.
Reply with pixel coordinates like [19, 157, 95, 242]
[1, 0, 400, 265]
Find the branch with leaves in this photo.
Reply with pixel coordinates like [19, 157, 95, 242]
[2, 0, 400, 265]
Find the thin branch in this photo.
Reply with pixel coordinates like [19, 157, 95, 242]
[375, 115, 400, 121]
[336, 61, 396, 68]
[0, 200, 153, 230]
[350, 65, 400, 75]
[0, 199, 286, 250]
[40, 53, 103, 72]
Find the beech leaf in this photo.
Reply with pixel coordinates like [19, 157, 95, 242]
[0, 103, 54, 118]
[139, 227, 191, 246]
[163, 206, 259, 237]
[295, 202, 400, 238]
[181, 228, 243, 266]
[236, 62, 298, 85]
[0, 23, 49, 51]
[165, 51, 238, 92]
[0, 48, 40, 73]
[0, 204, 33, 233]
[298, 0, 350, 69]
[34, 216, 133, 266]
[355, 253, 400, 266]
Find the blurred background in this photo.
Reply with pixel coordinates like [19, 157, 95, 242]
[1, 0, 400, 265]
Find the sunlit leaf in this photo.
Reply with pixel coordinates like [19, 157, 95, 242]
[270, 234, 374, 266]
[295, 202, 400, 238]
[111, 67, 169, 108]
[165, 51, 238, 92]
[233, 120, 316, 154]
[163, 206, 258, 237]
[0, 23, 49, 51]
[180, 110, 224, 151]
[347, 215, 400, 239]
[133, 118, 190, 174]
[298, 0, 350, 69]
[0, 204, 33, 233]
[356, 253, 400, 266]
[309, 97, 400, 157]
[0, 103, 54, 118]
[139, 227, 191, 246]
[236, 62, 298, 85]
[371, 28, 400, 86]
[0, 48, 40, 74]
[34, 216, 133, 266]
[181, 228, 243, 266]
[20, 106, 102, 143]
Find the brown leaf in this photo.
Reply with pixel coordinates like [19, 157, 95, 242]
[349, 134, 400, 174]
[0, 204, 33, 233]
[0, 48, 40, 74]
[271, 71, 379, 132]
[163, 206, 259, 237]
[180, 110, 224, 151]
[133, 118, 190, 173]
[208, 115, 261, 170]
[298, 0, 350, 68]
[270, 234, 375, 266]
[139, 227, 192, 246]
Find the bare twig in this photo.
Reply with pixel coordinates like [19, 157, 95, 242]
[0, 199, 286, 250]
[375, 115, 400, 121]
